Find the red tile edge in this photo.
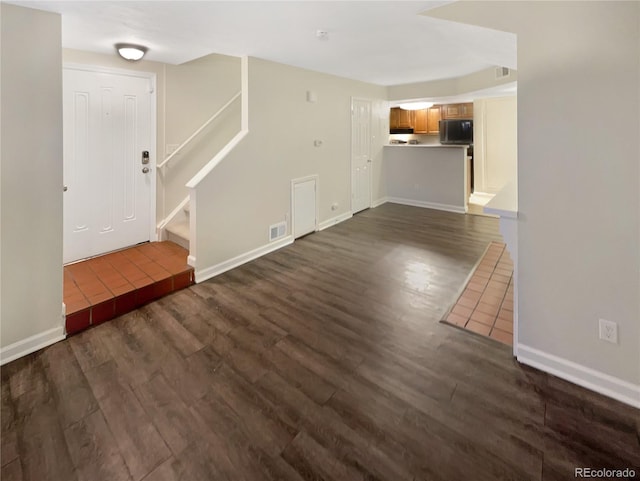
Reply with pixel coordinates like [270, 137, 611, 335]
[66, 309, 91, 335]
[136, 284, 157, 307]
[65, 267, 194, 336]
[114, 291, 139, 317]
[173, 270, 194, 291]
[91, 299, 115, 326]
[152, 277, 174, 300]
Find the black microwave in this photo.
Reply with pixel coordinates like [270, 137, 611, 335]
[440, 119, 473, 145]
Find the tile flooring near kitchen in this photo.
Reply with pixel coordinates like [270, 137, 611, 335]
[64, 241, 194, 335]
[445, 241, 514, 345]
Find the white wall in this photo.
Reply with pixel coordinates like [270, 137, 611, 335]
[428, 1, 640, 404]
[193, 57, 386, 273]
[1, 5, 65, 353]
[384, 146, 467, 212]
[473, 96, 517, 194]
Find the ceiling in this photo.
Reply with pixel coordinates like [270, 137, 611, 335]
[9, 1, 517, 87]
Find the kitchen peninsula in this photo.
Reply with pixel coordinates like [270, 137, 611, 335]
[384, 144, 469, 213]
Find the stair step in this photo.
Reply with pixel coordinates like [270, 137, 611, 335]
[166, 220, 189, 250]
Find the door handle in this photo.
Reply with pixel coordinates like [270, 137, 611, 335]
[142, 167, 150, 174]
[63, 185, 68, 192]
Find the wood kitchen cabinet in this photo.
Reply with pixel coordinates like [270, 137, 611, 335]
[389, 107, 414, 129]
[413, 109, 427, 133]
[390, 103, 471, 133]
[441, 102, 474, 119]
[413, 106, 441, 134]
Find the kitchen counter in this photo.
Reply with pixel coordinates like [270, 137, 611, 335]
[383, 144, 468, 213]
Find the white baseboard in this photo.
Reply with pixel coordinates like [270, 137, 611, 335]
[387, 197, 466, 214]
[319, 212, 353, 231]
[194, 236, 293, 283]
[371, 197, 388, 208]
[187, 255, 196, 268]
[0, 325, 66, 365]
[517, 344, 640, 409]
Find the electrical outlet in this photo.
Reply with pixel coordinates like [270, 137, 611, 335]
[598, 319, 618, 344]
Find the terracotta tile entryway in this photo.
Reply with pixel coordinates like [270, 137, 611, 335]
[444, 241, 514, 346]
[63, 241, 194, 335]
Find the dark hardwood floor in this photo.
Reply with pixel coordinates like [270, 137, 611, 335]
[2, 203, 639, 481]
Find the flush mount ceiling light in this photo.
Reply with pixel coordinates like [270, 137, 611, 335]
[398, 101, 434, 110]
[115, 43, 147, 61]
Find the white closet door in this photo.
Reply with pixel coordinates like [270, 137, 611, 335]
[293, 179, 317, 238]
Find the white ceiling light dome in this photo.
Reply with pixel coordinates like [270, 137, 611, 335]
[115, 43, 148, 61]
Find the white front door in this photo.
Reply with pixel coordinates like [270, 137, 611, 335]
[351, 98, 372, 214]
[63, 66, 155, 263]
[293, 177, 317, 238]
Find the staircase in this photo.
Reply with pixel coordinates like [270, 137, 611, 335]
[157, 57, 249, 279]
[156, 89, 242, 255]
[165, 202, 190, 250]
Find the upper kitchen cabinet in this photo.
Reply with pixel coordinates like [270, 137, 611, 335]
[390, 103, 471, 134]
[413, 109, 427, 133]
[389, 107, 414, 130]
[413, 107, 441, 134]
[441, 102, 474, 119]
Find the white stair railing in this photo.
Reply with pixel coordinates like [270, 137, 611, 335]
[157, 90, 241, 170]
[156, 87, 242, 234]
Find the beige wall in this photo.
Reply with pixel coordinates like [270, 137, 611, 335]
[429, 1, 640, 392]
[163, 54, 241, 215]
[193, 57, 386, 270]
[517, 2, 639, 388]
[388, 67, 517, 101]
[1, 5, 64, 349]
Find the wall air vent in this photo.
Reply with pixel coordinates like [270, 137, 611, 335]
[495, 66, 510, 79]
[269, 221, 287, 241]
